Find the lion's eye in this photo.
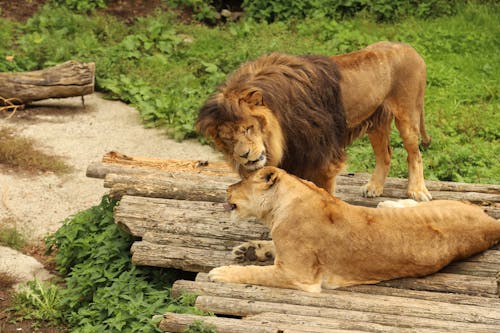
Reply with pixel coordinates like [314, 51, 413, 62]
[245, 126, 253, 135]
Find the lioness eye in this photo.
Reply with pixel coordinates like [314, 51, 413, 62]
[245, 126, 253, 135]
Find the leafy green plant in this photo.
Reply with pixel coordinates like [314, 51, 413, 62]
[52, 0, 107, 12]
[11, 280, 64, 325]
[43, 196, 205, 332]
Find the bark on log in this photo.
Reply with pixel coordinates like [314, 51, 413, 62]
[171, 280, 500, 325]
[88, 153, 500, 196]
[158, 312, 350, 333]
[246, 312, 497, 333]
[105, 171, 500, 215]
[195, 273, 500, 308]
[195, 296, 500, 332]
[0, 61, 95, 104]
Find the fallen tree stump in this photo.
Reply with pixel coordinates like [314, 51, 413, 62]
[0, 61, 95, 105]
[88, 152, 500, 332]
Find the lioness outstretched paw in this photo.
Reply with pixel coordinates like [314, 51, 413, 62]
[232, 240, 275, 263]
[208, 265, 242, 283]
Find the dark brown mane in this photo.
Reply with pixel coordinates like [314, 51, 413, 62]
[197, 53, 349, 178]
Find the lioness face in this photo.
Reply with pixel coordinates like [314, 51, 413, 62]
[226, 167, 280, 220]
[218, 117, 267, 171]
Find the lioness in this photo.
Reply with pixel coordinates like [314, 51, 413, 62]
[197, 42, 432, 201]
[208, 167, 500, 292]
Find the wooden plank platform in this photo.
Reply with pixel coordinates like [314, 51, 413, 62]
[88, 152, 500, 332]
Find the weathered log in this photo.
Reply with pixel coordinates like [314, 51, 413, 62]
[114, 196, 269, 240]
[195, 273, 500, 308]
[195, 296, 500, 332]
[88, 153, 500, 196]
[246, 312, 498, 333]
[0, 61, 95, 104]
[158, 312, 338, 333]
[171, 280, 500, 325]
[105, 171, 500, 215]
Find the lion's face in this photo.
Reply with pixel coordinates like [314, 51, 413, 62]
[226, 166, 281, 220]
[217, 116, 268, 172]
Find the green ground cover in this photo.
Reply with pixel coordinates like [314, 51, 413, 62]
[1, 2, 498, 183]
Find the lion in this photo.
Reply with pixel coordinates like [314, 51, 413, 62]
[196, 41, 433, 201]
[208, 166, 500, 292]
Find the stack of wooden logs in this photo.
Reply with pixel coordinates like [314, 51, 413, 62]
[88, 151, 500, 333]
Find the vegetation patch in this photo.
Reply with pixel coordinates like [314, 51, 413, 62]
[1, 1, 497, 183]
[0, 223, 26, 250]
[0, 127, 72, 174]
[4, 196, 204, 332]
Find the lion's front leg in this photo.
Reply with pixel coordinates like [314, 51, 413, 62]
[208, 265, 321, 292]
[232, 240, 275, 263]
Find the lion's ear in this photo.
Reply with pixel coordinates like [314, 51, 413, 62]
[261, 169, 278, 189]
[241, 89, 264, 107]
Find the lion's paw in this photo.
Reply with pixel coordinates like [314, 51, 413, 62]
[361, 182, 384, 198]
[408, 188, 432, 202]
[232, 240, 275, 263]
[208, 266, 240, 283]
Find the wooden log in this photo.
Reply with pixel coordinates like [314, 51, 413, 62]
[376, 273, 498, 297]
[0, 61, 95, 104]
[196, 296, 500, 332]
[245, 312, 438, 333]
[172, 280, 500, 325]
[195, 273, 500, 308]
[158, 312, 355, 333]
[247, 312, 497, 333]
[89, 154, 500, 196]
[105, 170, 500, 213]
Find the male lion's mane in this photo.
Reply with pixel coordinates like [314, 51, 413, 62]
[197, 53, 351, 177]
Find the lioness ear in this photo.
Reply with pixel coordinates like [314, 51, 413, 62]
[262, 170, 278, 188]
[241, 89, 264, 107]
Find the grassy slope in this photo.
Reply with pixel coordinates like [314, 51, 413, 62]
[0, 3, 498, 183]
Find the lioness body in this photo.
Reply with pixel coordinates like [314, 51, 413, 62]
[197, 42, 432, 201]
[209, 167, 500, 292]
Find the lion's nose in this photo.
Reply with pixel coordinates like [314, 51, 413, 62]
[239, 151, 250, 159]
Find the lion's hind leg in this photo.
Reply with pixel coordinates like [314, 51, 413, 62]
[208, 265, 322, 292]
[232, 240, 275, 263]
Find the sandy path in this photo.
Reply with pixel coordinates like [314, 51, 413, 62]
[0, 93, 222, 242]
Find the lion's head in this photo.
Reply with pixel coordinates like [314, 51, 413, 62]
[225, 166, 283, 220]
[225, 166, 330, 221]
[195, 83, 285, 175]
[196, 52, 347, 182]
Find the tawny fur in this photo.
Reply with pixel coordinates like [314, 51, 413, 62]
[196, 42, 432, 201]
[208, 167, 500, 293]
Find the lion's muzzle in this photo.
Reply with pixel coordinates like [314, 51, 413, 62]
[243, 151, 266, 170]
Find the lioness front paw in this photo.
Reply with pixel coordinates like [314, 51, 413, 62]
[208, 265, 240, 283]
[408, 188, 432, 202]
[232, 240, 275, 263]
[361, 182, 384, 198]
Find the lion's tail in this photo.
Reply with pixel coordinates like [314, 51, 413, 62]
[420, 110, 432, 148]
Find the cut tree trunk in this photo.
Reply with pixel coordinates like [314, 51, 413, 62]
[0, 61, 95, 104]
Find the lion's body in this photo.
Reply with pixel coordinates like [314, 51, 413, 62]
[208, 167, 500, 292]
[197, 42, 432, 201]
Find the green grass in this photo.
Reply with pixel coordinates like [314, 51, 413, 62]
[0, 2, 497, 184]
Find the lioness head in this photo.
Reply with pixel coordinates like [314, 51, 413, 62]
[225, 166, 282, 220]
[196, 90, 284, 174]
